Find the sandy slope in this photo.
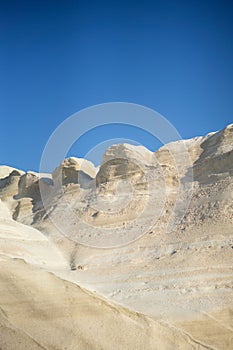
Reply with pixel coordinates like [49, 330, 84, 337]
[0, 256, 215, 350]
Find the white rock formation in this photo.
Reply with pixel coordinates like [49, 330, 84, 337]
[0, 165, 24, 179]
[52, 157, 97, 185]
[0, 125, 233, 350]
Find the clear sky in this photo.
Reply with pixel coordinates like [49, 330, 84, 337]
[1, 0, 233, 170]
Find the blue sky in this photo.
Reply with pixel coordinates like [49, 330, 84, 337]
[1, 0, 233, 170]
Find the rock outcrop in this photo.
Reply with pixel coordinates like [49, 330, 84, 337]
[52, 157, 96, 187]
[0, 170, 22, 200]
[0, 124, 233, 350]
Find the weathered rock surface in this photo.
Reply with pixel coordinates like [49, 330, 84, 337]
[0, 165, 24, 179]
[52, 157, 96, 186]
[0, 125, 233, 349]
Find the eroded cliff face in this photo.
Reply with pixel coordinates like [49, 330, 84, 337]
[0, 124, 232, 350]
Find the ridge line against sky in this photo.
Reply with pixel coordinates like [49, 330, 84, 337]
[1, 0, 232, 171]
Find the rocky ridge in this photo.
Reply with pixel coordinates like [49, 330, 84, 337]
[0, 124, 232, 349]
